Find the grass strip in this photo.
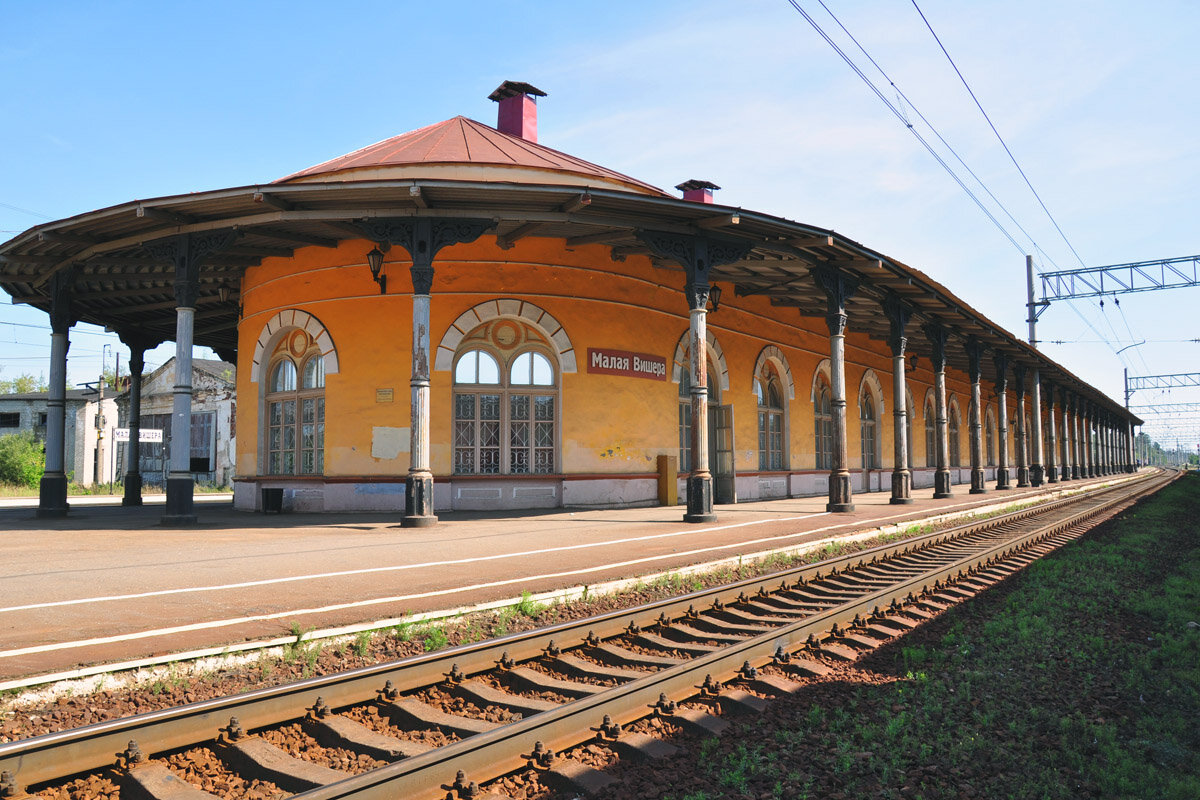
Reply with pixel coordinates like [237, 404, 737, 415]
[655, 475, 1200, 800]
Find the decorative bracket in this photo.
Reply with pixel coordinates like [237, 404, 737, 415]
[881, 293, 912, 357]
[143, 230, 240, 308]
[813, 265, 861, 336]
[993, 351, 1010, 390]
[356, 218, 495, 295]
[922, 323, 949, 373]
[965, 336, 985, 384]
[47, 268, 75, 334]
[636, 230, 752, 310]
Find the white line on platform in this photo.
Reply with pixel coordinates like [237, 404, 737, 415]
[0, 511, 834, 614]
[0, 481, 1121, 663]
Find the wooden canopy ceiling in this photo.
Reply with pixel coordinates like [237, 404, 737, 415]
[0, 179, 1138, 423]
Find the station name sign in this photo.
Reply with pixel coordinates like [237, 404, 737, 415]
[587, 348, 668, 381]
[114, 428, 164, 442]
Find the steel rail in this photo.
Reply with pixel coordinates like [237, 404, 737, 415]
[290, 470, 1174, 800]
[0, 472, 1162, 792]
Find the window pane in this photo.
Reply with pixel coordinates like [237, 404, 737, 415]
[478, 352, 499, 384]
[283, 400, 295, 425]
[534, 396, 554, 421]
[480, 394, 501, 421]
[479, 448, 500, 474]
[454, 420, 474, 448]
[455, 352, 477, 384]
[270, 402, 282, 426]
[481, 420, 500, 448]
[535, 421, 554, 448]
[534, 449, 555, 474]
[302, 355, 325, 389]
[511, 395, 530, 421]
[455, 449, 474, 474]
[302, 398, 315, 424]
[271, 360, 296, 392]
[531, 353, 553, 385]
[510, 448, 529, 474]
[511, 352, 532, 385]
[510, 420, 529, 448]
[455, 394, 475, 420]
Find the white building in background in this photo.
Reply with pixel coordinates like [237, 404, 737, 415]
[116, 358, 237, 488]
[0, 388, 119, 486]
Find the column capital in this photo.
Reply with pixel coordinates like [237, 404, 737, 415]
[47, 269, 76, 334]
[993, 350, 1010, 388]
[881, 293, 912, 356]
[922, 323, 949, 372]
[965, 336, 985, 384]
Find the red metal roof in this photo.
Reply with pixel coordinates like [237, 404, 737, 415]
[274, 115, 667, 196]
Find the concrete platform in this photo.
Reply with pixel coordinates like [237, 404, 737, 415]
[0, 474, 1137, 685]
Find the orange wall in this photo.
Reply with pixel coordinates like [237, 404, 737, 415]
[236, 235, 998, 479]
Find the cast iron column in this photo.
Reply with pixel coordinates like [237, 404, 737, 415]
[406, 247, 436, 528]
[1085, 403, 1095, 477]
[925, 324, 952, 499]
[1065, 388, 1075, 482]
[1014, 365, 1029, 487]
[1044, 378, 1058, 483]
[1029, 367, 1044, 486]
[816, 267, 860, 512]
[993, 353, 1011, 490]
[1075, 393, 1084, 474]
[883, 295, 912, 504]
[1126, 419, 1135, 472]
[637, 230, 752, 522]
[966, 337, 987, 494]
[145, 232, 237, 525]
[357, 217, 496, 527]
[37, 270, 73, 518]
[119, 336, 154, 506]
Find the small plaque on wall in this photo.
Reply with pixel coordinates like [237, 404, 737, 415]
[376, 388, 394, 403]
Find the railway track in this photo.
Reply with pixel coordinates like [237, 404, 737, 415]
[1, 470, 1173, 800]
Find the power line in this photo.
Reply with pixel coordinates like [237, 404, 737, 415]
[784, 0, 1026, 254]
[789, 1, 1145, 367]
[909, 0, 1087, 268]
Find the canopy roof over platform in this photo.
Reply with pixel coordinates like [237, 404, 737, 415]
[0, 115, 1139, 425]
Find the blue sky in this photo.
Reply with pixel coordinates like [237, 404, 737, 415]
[1, 0, 1197, 450]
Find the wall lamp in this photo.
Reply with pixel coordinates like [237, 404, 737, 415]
[708, 284, 723, 312]
[366, 246, 387, 294]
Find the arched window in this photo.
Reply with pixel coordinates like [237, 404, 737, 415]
[453, 319, 558, 475]
[860, 388, 878, 469]
[265, 330, 325, 475]
[949, 402, 962, 467]
[924, 397, 936, 467]
[755, 365, 785, 471]
[814, 379, 833, 470]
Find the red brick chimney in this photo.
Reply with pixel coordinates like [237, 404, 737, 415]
[676, 179, 720, 203]
[489, 81, 547, 143]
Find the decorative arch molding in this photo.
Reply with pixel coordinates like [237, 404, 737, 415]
[948, 395, 963, 422]
[809, 358, 832, 402]
[752, 345, 795, 400]
[251, 309, 339, 383]
[922, 387, 937, 421]
[671, 329, 730, 392]
[435, 299, 577, 373]
[856, 369, 886, 418]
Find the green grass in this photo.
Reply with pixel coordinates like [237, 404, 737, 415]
[663, 475, 1200, 799]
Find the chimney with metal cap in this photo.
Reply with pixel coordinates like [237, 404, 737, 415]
[676, 179, 720, 204]
[489, 81, 547, 143]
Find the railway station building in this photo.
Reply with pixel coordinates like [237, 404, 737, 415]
[0, 82, 1141, 525]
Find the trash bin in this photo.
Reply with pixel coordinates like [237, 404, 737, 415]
[262, 487, 284, 514]
[657, 454, 678, 506]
